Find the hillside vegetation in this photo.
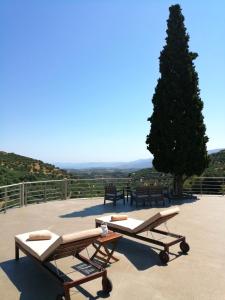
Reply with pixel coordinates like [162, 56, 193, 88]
[67, 168, 130, 179]
[130, 150, 225, 180]
[203, 150, 225, 176]
[0, 151, 73, 185]
[1, 150, 225, 187]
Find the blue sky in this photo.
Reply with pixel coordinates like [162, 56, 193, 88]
[1, 0, 225, 163]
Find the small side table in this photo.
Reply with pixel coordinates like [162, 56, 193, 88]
[91, 231, 122, 267]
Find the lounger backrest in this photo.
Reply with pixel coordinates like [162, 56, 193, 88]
[133, 207, 180, 233]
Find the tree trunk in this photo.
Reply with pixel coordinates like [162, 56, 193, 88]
[173, 175, 184, 197]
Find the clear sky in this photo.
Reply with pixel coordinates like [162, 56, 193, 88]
[1, 0, 225, 163]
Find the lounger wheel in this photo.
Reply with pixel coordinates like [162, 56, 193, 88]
[159, 250, 169, 264]
[180, 241, 190, 254]
[102, 277, 113, 294]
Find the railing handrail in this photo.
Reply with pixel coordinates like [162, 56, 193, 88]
[22, 179, 65, 185]
[68, 178, 130, 182]
[0, 182, 23, 189]
[191, 177, 225, 179]
[0, 177, 131, 189]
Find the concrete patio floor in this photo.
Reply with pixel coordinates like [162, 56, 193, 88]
[0, 195, 225, 300]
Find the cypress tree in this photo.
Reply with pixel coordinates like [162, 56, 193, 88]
[146, 4, 209, 196]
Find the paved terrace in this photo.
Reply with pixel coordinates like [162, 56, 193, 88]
[0, 196, 225, 300]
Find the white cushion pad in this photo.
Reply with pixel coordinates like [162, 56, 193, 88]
[96, 215, 143, 233]
[96, 207, 180, 233]
[15, 230, 61, 262]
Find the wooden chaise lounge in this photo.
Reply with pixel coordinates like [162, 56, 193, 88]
[15, 228, 112, 300]
[95, 207, 190, 264]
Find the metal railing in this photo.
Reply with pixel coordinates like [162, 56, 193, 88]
[0, 176, 225, 213]
[183, 177, 225, 195]
[0, 178, 129, 213]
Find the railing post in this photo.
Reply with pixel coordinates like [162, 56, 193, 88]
[90, 184, 93, 198]
[200, 179, 202, 196]
[223, 177, 225, 196]
[64, 178, 68, 200]
[20, 183, 24, 207]
[44, 182, 47, 202]
[4, 187, 7, 213]
[24, 184, 27, 206]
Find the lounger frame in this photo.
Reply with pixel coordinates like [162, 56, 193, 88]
[15, 236, 111, 300]
[95, 213, 187, 259]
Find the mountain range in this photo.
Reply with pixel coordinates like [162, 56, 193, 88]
[55, 148, 224, 170]
[55, 158, 153, 170]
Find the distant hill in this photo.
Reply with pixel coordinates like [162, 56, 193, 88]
[203, 149, 225, 176]
[131, 149, 225, 180]
[208, 148, 224, 155]
[0, 151, 72, 186]
[55, 149, 224, 171]
[55, 158, 153, 170]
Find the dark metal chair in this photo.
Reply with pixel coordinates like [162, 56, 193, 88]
[104, 184, 125, 206]
[131, 185, 168, 207]
[149, 186, 167, 206]
[131, 186, 151, 207]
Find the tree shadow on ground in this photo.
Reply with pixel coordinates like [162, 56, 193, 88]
[59, 196, 198, 219]
[59, 201, 142, 219]
[0, 257, 109, 300]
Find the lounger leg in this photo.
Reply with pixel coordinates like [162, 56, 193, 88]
[63, 285, 71, 300]
[15, 243, 19, 260]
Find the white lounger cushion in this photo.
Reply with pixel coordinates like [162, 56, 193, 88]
[96, 215, 143, 233]
[15, 228, 104, 261]
[15, 230, 61, 262]
[95, 207, 180, 234]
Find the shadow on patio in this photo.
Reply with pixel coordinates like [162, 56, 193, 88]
[59, 196, 198, 219]
[0, 257, 109, 300]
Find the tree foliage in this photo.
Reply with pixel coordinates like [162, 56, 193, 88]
[146, 4, 209, 195]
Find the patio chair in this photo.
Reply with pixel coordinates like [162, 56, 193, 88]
[15, 228, 112, 300]
[104, 184, 125, 206]
[149, 186, 167, 206]
[95, 207, 190, 264]
[130, 186, 151, 207]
